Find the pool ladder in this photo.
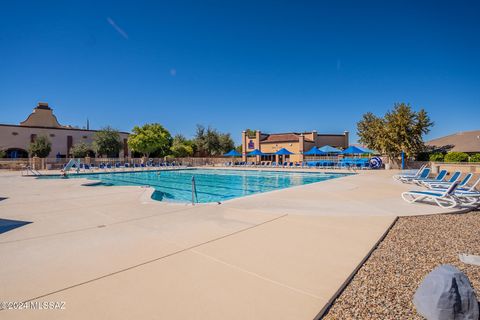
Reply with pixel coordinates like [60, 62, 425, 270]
[24, 165, 42, 176]
[191, 176, 198, 205]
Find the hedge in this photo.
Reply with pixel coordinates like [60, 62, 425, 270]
[469, 153, 480, 163]
[429, 153, 444, 162]
[444, 152, 469, 163]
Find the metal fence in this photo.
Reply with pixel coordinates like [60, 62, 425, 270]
[0, 157, 229, 171]
[0, 156, 438, 171]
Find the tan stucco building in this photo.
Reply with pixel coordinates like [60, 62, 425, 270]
[241, 130, 349, 163]
[0, 102, 129, 158]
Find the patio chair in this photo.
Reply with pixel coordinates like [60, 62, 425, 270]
[398, 168, 431, 183]
[422, 171, 461, 188]
[393, 164, 427, 181]
[412, 169, 447, 185]
[452, 188, 480, 206]
[427, 173, 473, 190]
[401, 181, 459, 209]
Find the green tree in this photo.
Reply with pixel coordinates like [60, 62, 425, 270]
[0, 149, 5, 158]
[357, 103, 433, 162]
[194, 125, 216, 156]
[470, 154, 480, 163]
[444, 152, 469, 163]
[235, 145, 243, 153]
[93, 126, 122, 157]
[219, 133, 235, 153]
[245, 129, 256, 138]
[429, 153, 444, 162]
[194, 125, 234, 156]
[70, 142, 91, 158]
[128, 123, 172, 157]
[356, 112, 385, 153]
[170, 134, 194, 158]
[28, 135, 52, 158]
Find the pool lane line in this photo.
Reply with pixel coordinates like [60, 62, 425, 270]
[0, 213, 289, 310]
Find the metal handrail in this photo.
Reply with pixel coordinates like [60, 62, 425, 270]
[191, 176, 198, 205]
[24, 165, 42, 176]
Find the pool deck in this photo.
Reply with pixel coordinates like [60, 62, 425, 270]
[0, 168, 462, 319]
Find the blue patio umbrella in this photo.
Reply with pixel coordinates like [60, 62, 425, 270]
[303, 147, 325, 155]
[223, 149, 241, 157]
[357, 146, 377, 154]
[319, 145, 341, 153]
[247, 149, 266, 156]
[341, 146, 369, 154]
[275, 148, 294, 155]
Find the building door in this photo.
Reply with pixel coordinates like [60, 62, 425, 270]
[67, 136, 73, 156]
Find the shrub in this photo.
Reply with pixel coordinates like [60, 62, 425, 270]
[469, 153, 480, 163]
[444, 152, 469, 163]
[93, 127, 122, 157]
[0, 149, 5, 158]
[28, 135, 52, 158]
[429, 153, 444, 162]
[70, 142, 91, 158]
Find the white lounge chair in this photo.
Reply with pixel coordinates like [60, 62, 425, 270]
[427, 173, 473, 190]
[401, 181, 459, 209]
[432, 175, 480, 193]
[412, 169, 448, 185]
[422, 171, 461, 188]
[453, 190, 480, 206]
[398, 167, 431, 183]
[393, 164, 427, 181]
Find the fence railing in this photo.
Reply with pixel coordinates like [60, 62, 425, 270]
[1, 156, 447, 171]
[0, 157, 230, 170]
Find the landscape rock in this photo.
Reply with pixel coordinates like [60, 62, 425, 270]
[413, 264, 479, 320]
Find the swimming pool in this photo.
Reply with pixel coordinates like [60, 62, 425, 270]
[39, 169, 350, 203]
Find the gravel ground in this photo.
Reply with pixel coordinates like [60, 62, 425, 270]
[323, 211, 480, 320]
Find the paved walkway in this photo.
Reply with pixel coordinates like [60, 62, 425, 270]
[0, 169, 457, 319]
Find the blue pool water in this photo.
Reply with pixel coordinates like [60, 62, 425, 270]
[39, 169, 349, 203]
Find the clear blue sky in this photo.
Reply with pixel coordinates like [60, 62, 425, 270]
[1, 0, 479, 144]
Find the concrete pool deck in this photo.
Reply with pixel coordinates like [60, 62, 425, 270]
[0, 168, 460, 319]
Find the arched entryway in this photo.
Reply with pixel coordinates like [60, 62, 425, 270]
[5, 148, 29, 158]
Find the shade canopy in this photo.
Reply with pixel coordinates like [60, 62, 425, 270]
[275, 148, 294, 155]
[223, 149, 241, 157]
[341, 146, 369, 154]
[319, 145, 341, 153]
[247, 149, 266, 156]
[357, 146, 377, 154]
[303, 147, 325, 156]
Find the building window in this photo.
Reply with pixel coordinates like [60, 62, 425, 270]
[50, 134, 55, 137]
[11, 132, 18, 136]
[82, 135, 88, 139]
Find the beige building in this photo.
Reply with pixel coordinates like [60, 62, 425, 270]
[241, 130, 349, 163]
[426, 130, 480, 154]
[0, 102, 129, 158]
